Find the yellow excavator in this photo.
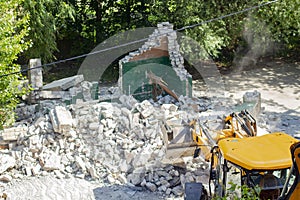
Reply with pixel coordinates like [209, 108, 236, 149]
[183, 110, 300, 200]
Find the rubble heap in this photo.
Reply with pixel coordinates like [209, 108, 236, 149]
[0, 95, 214, 196]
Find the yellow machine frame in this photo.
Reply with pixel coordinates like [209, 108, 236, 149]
[187, 110, 300, 199]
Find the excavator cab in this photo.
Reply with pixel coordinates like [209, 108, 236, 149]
[211, 133, 298, 199]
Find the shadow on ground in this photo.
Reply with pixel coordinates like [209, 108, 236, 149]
[93, 185, 165, 200]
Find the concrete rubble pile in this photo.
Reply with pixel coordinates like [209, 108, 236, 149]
[0, 94, 215, 196]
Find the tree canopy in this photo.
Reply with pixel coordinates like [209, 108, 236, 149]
[14, 0, 300, 63]
[0, 0, 30, 128]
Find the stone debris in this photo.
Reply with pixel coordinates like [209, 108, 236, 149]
[28, 72, 101, 105]
[0, 94, 220, 197]
[1, 127, 28, 141]
[243, 90, 261, 119]
[0, 155, 16, 174]
[49, 106, 73, 134]
[1, 80, 261, 198]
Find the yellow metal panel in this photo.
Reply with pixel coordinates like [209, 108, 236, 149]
[218, 133, 298, 170]
[289, 184, 300, 200]
[288, 144, 300, 200]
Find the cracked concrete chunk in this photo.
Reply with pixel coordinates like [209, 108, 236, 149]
[50, 106, 73, 134]
[75, 156, 86, 171]
[42, 152, 62, 171]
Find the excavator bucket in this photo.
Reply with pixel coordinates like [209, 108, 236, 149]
[184, 182, 205, 200]
[160, 122, 198, 164]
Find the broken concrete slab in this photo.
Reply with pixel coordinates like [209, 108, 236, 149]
[49, 106, 73, 134]
[146, 182, 157, 192]
[43, 75, 84, 91]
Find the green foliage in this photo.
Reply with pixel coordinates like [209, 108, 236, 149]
[213, 182, 260, 200]
[8, 0, 300, 81]
[0, 0, 30, 129]
[63, 0, 151, 55]
[18, 0, 300, 66]
[257, 0, 300, 50]
[148, 0, 251, 59]
[148, 0, 300, 62]
[22, 0, 75, 62]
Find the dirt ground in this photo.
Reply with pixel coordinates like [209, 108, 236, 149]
[1, 58, 299, 200]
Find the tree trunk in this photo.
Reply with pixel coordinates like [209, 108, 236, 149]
[95, 0, 103, 44]
[126, 0, 131, 28]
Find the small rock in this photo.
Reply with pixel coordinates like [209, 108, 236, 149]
[0, 175, 12, 182]
[172, 185, 183, 196]
[0, 155, 16, 174]
[146, 182, 157, 192]
[166, 188, 172, 195]
[107, 174, 115, 184]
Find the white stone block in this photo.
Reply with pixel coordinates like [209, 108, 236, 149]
[42, 152, 62, 171]
[158, 185, 167, 192]
[117, 173, 127, 184]
[88, 166, 98, 179]
[32, 164, 41, 176]
[89, 122, 99, 131]
[25, 167, 32, 176]
[166, 188, 172, 195]
[0, 155, 16, 174]
[49, 106, 73, 135]
[124, 150, 135, 164]
[38, 91, 69, 99]
[172, 186, 183, 196]
[75, 156, 86, 171]
[132, 152, 151, 168]
[119, 159, 130, 172]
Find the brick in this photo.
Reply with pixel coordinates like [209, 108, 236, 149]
[1, 127, 28, 141]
